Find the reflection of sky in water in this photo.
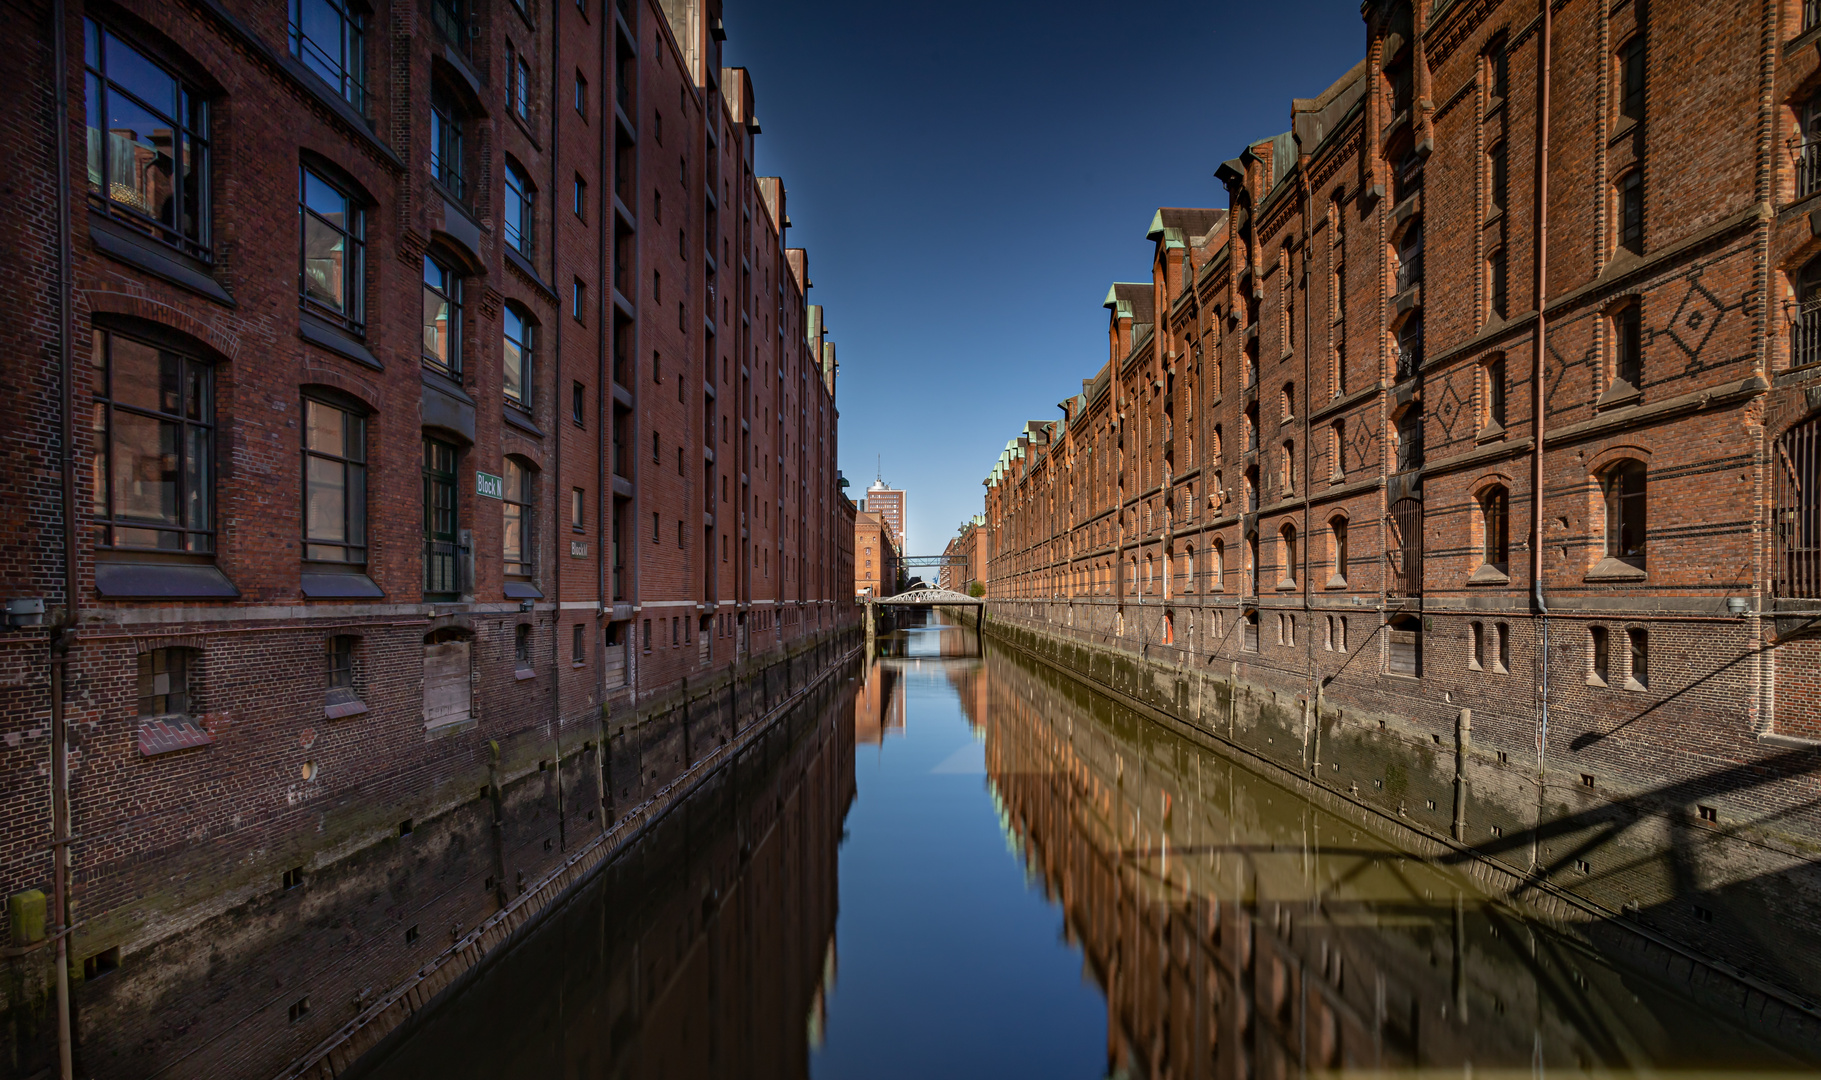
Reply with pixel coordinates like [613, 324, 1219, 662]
[815, 621, 1104, 1079]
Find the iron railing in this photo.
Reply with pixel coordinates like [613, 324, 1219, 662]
[1797, 300, 1821, 370]
[1799, 139, 1821, 201]
[1776, 416, 1821, 598]
[431, 0, 471, 54]
[1387, 497, 1423, 598]
[424, 538, 459, 597]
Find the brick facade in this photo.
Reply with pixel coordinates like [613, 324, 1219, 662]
[978, 0, 1821, 1006]
[0, 0, 854, 1073]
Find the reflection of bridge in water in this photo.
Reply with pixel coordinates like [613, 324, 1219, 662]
[861, 586, 985, 652]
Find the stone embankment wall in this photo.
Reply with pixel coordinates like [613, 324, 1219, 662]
[983, 605, 1821, 1019]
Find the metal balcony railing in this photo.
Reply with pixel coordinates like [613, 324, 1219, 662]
[1395, 344, 1422, 383]
[1396, 248, 1424, 294]
[1799, 139, 1821, 200]
[1795, 299, 1821, 370]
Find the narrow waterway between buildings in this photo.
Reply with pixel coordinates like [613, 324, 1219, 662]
[349, 612, 1821, 1079]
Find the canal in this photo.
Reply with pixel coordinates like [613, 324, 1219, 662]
[349, 612, 1821, 1078]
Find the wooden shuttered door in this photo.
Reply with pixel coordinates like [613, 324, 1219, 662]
[1388, 620, 1420, 677]
[423, 638, 472, 729]
[1242, 615, 1260, 652]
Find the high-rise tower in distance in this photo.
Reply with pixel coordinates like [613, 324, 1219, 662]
[865, 477, 906, 555]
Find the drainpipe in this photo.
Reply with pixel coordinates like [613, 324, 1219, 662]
[1528, 0, 1554, 869]
[548, 0, 566, 851]
[1300, 160, 1317, 776]
[49, 0, 78, 1075]
[595, 0, 610, 829]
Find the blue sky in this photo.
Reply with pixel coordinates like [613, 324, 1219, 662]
[723, 2, 1365, 558]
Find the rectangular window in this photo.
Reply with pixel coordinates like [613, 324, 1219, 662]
[422, 256, 461, 375]
[1591, 626, 1610, 685]
[1614, 305, 1642, 388]
[84, 18, 212, 259]
[1627, 628, 1648, 688]
[571, 488, 585, 532]
[514, 623, 531, 666]
[291, 0, 367, 111]
[90, 329, 215, 553]
[503, 305, 533, 408]
[1490, 45, 1508, 100]
[572, 382, 586, 426]
[573, 279, 587, 322]
[1488, 142, 1506, 215]
[676, 519, 684, 548]
[504, 161, 533, 255]
[575, 71, 587, 116]
[423, 438, 459, 599]
[642, 618, 651, 652]
[1486, 357, 1506, 428]
[1471, 622, 1485, 669]
[303, 397, 367, 564]
[1497, 622, 1511, 672]
[573, 623, 586, 664]
[515, 57, 530, 120]
[1488, 248, 1507, 320]
[300, 167, 366, 332]
[137, 648, 191, 717]
[651, 511, 659, 542]
[328, 635, 354, 689]
[574, 175, 587, 219]
[430, 83, 465, 199]
[502, 458, 533, 579]
[1617, 171, 1644, 254]
[1618, 35, 1645, 124]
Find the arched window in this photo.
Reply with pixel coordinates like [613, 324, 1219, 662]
[1281, 440, 1295, 493]
[1246, 531, 1259, 595]
[1330, 419, 1345, 479]
[1280, 523, 1298, 589]
[1601, 460, 1647, 567]
[1480, 485, 1510, 568]
[1282, 382, 1295, 421]
[91, 327, 217, 556]
[1143, 553, 1154, 592]
[1776, 414, 1821, 597]
[1244, 467, 1258, 513]
[1396, 314, 1424, 380]
[1181, 545, 1195, 592]
[1328, 516, 1348, 587]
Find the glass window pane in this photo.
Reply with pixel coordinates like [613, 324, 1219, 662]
[113, 411, 179, 526]
[304, 215, 347, 311]
[307, 454, 347, 543]
[305, 399, 343, 455]
[424, 286, 450, 364]
[185, 422, 209, 534]
[347, 461, 366, 547]
[99, 92, 176, 226]
[107, 336, 165, 413]
[304, 168, 347, 221]
[104, 31, 177, 119]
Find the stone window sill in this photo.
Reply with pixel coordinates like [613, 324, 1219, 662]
[515, 666, 537, 681]
[138, 715, 214, 757]
[1325, 574, 1347, 590]
[1468, 563, 1510, 585]
[1595, 380, 1641, 411]
[1586, 556, 1647, 583]
[324, 698, 369, 720]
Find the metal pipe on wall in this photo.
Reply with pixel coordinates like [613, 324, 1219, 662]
[1529, 0, 1554, 870]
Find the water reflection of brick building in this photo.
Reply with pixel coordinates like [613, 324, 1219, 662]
[854, 662, 904, 744]
[353, 679, 857, 1078]
[978, 650, 1819, 1076]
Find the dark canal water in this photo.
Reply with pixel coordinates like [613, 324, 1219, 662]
[350, 613, 1820, 1078]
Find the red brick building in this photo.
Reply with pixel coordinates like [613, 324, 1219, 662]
[854, 509, 899, 598]
[981, 0, 1821, 1007]
[0, 0, 854, 1073]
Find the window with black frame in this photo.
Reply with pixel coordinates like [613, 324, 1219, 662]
[303, 397, 366, 565]
[290, 0, 366, 111]
[423, 439, 460, 599]
[504, 159, 533, 256]
[300, 167, 364, 332]
[90, 328, 214, 554]
[423, 255, 461, 375]
[503, 304, 533, 408]
[84, 18, 210, 259]
[430, 83, 465, 198]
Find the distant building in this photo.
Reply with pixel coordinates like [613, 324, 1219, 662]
[863, 479, 907, 553]
[941, 515, 990, 596]
[855, 511, 901, 597]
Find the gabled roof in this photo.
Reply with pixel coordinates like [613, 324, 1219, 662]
[1102, 282, 1154, 322]
[1146, 208, 1227, 249]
